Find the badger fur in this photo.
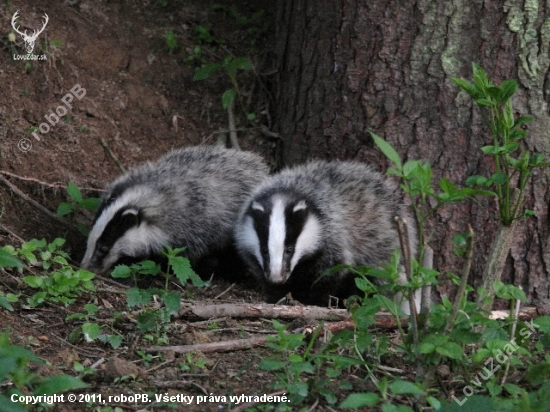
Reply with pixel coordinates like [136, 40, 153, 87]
[234, 160, 419, 310]
[81, 146, 269, 275]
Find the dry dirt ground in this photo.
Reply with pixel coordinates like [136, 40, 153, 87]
[0, 1, 329, 411]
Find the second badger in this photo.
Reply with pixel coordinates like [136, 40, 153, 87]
[81, 145, 269, 275]
[234, 160, 418, 308]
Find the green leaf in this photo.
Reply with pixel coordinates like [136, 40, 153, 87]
[66, 182, 83, 203]
[126, 288, 152, 307]
[503, 142, 519, 154]
[472, 63, 490, 90]
[108, 334, 123, 349]
[370, 132, 402, 170]
[498, 79, 517, 103]
[490, 173, 508, 184]
[389, 380, 425, 396]
[0, 295, 13, 311]
[111, 264, 132, 278]
[192, 63, 222, 81]
[440, 178, 457, 194]
[227, 56, 253, 71]
[169, 256, 206, 287]
[84, 303, 99, 315]
[514, 116, 534, 127]
[221, 88, 236, 109]
[22, 276, 44, 288]
[339, 392, 380, 408]
[136, 310, 158, 332]
[82, 322, 101, 341]
[56, 202, 74, 217]
[466, 175, 490, 187]
[0, 249, 23, 269]
[451, 77, 481, 99]
[34, 375, 87, 395]
[163, 291, 181, 314]
[259, 359, 286, 371]
[79, 197, 102, 211]
[475, 98, 496, 107]
[435, 341, 464, 360]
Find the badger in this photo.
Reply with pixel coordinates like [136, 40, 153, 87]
[234, 160, 420, 311]
[81, 145, 269, 276]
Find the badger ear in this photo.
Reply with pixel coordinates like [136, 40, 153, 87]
[120, 208, 140, 231]
[293, 200, 307, 213]
[251, 201, 265, 213]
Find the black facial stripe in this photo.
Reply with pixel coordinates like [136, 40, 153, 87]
[96, 207, 141, 254]
[250, 202, 271, 267]
[284, 202, 308, 247]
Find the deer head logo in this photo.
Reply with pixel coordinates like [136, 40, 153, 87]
[11, 11, 49, 54]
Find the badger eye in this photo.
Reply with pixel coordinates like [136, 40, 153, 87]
[97, 245, 109, 255]
[285, 246, 294, 254]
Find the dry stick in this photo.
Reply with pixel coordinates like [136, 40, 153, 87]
[476, 188, 521, 312]
[227, 99, 241, 150]
[501, 293, 522, 385]
[213, 283, 235, 300]
[0, 176, 74, 230]
[146, 334, 268, 354]
[98, 137, 126, 174]
[0, 170, 104, 192]
[0, 223, 25, 243]
[179, 303, 350, 322]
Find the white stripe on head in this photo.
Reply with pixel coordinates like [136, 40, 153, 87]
[290, 213, 321, 272]
[81, 186, 159, 271]
[236, 215, 263, 269]
[102, 223, 170, 271]
[268, 197, 287, 283]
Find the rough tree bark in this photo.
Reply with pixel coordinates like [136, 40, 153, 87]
[274, 0, 550, 306]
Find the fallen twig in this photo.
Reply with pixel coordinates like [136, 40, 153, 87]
[99, 137, 126, 174]
[0, 170, 104, 192]
[147, 335, 267, 354]
[179, 303, 349, 321]
[0, 176, 74, 230]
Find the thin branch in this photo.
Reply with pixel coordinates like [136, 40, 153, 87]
[0, 170, 104, 192]
[0, 176, 74, 230]
[99, 137, 126, 174]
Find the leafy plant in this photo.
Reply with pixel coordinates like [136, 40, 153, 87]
[66, 303, 123, 349]
[165, 30, 178, 53]
[0, 247, 22, 311]
[452, 63, 549, 225]
[3, 238, 95, 307]
[0, 331, 87, 411]
[111, 247, 206, 342]
[56, 182, 101, 235]
[193, 55, 255, 120]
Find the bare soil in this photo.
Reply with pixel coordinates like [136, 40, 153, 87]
[0, 1, 325, 411]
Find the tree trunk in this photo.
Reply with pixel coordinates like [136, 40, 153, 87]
[274, 0, 550, 307]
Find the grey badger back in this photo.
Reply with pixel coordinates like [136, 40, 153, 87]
[81, 146, 269, 275]
[234, 160, 417, 307]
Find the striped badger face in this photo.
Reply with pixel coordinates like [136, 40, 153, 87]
[236, 193, 322, 284]
[81, 187, 169, 274]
